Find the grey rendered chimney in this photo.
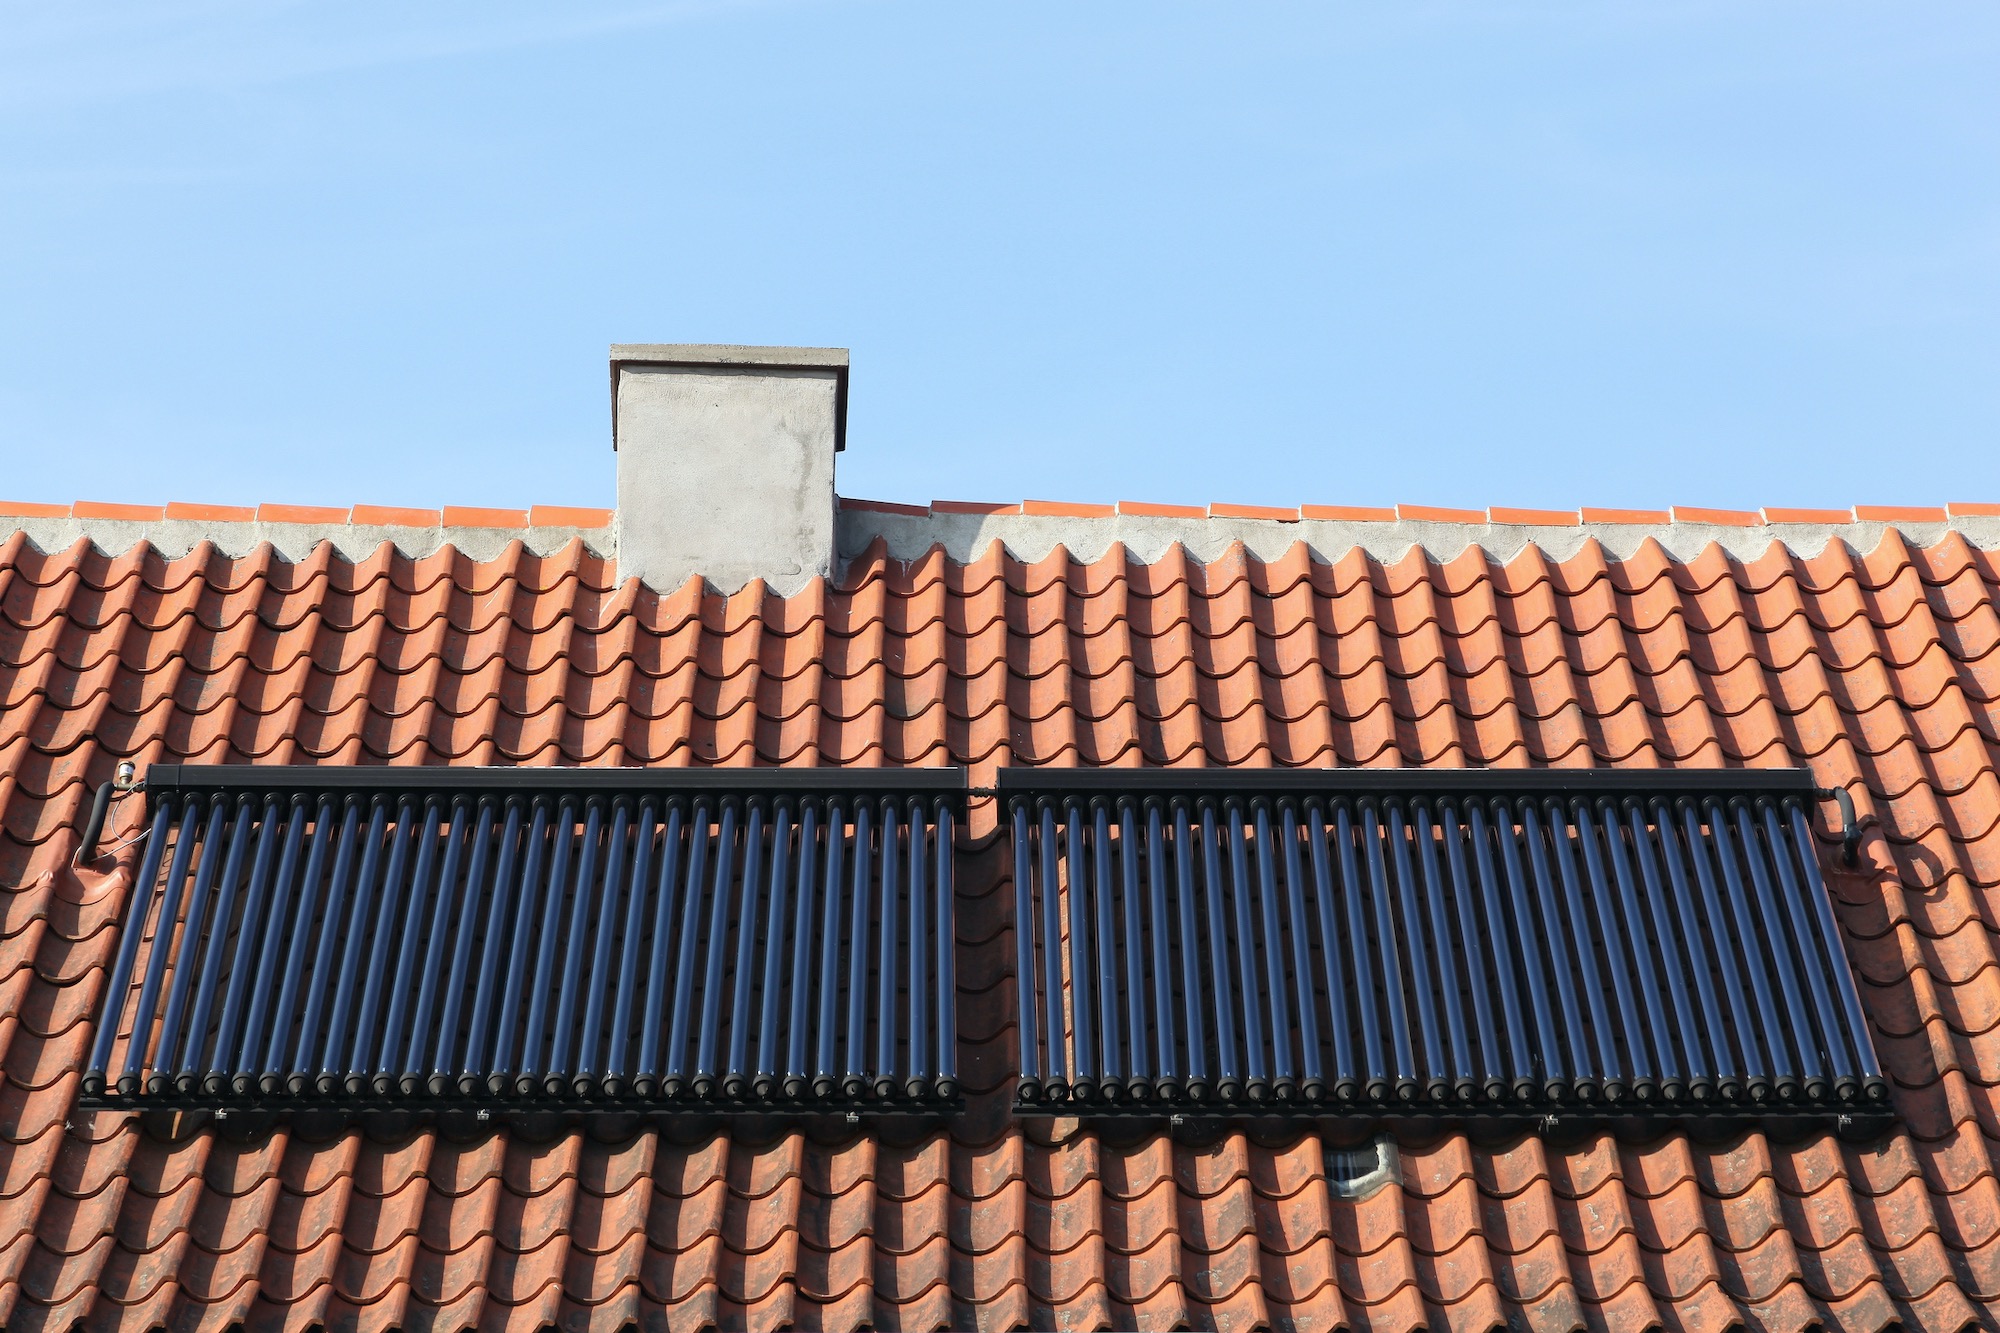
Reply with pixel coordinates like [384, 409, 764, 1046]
[610, 344, 848, 595]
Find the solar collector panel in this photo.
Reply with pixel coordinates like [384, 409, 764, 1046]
[1004, 769, 1888, 1123]
[84, 767, 965, 1115]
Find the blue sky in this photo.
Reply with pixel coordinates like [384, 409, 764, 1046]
[3, 2, 1996, 513]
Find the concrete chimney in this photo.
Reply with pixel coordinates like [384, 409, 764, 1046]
[611, 344, 848, 594]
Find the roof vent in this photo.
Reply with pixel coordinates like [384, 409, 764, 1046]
[610, 344, 848, 595]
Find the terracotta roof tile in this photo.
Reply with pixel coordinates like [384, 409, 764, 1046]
[1, 517, 1998, 1331]
[1209, 502, 1299, 521]
[1671, 505, 1760, 526]
[1856, 505, 1951, 523]
[841, 498, 929, 516]
[1022, 500, 1115, 518]
[1397, 503, 1484, 524]
[440, 505, 529, 528]
[162, 501, 256, 522]
[1301, 504, 1397, 522]
[70, 501, 164, 521]
[256, 503, 348, 524]
[350, 504, 441, 526]
[1488, 506, 1579, 526]
[1118, 501, 1205, 518]
[1581, 507, 1672, 524]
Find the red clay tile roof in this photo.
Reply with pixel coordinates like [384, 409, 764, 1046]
[2, 525, 1999, 1331]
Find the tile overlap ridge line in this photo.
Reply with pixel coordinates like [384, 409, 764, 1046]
[841, 498, 2000, 568]
[0, 502, 615, 563]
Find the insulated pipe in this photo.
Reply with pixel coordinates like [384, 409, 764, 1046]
[76, 780, 117, 864]
[210, 796, 286, 1091]
[177, 797, 257, 1089]
[1011, 801, 1041, 1097]
[149, 796, 230, 1093]
[376, 799, 443, 1088]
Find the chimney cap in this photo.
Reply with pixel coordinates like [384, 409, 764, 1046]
[609, 344, 849, 451]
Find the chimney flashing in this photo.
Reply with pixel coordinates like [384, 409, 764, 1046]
[609, 344, 849, 452]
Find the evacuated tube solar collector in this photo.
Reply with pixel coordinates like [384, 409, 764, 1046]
[1002, 767, 1887, 1124]
[82, 765, 965, 1115]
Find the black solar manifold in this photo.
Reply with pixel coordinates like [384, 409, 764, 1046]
[1002, 768, 1888, 1123]
[83, 766, 964, 1114]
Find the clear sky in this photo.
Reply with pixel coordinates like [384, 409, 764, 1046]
[3, 2, 1996, 515]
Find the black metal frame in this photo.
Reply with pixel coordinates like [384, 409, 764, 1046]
[994, 766, 1822, 800]
[144, 764, 968, 807]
